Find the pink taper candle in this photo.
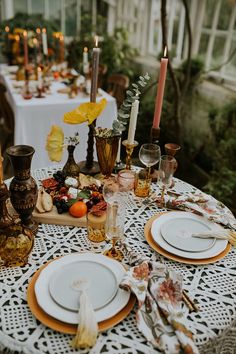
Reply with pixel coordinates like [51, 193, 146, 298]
[152, 47, 168, 129]
[23, 31, 29, 68]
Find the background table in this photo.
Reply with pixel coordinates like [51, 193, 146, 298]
[1, 73, 117, 170]
[1, 167, 236, 354]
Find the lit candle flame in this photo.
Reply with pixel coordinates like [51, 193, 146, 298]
[94, 35, 99, 47]
[84, 47, 88, 53]
[164, 46, 167, 57]
[23, 30, 27, 37]
[36, 28, 41, 34]
[15, 35, 20, 42]
[5, 26, 9, 32]
[37, 67, 42, 72]
[42, 28, 46, 33]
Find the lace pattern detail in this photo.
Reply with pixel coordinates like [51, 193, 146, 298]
[1, 167, 236, 354]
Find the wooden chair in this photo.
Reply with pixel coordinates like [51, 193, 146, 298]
[0, 82, 15, 177]
[107, 74, 130, 108]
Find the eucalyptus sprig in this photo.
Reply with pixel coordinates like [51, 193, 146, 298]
[112, 72, 150, 134]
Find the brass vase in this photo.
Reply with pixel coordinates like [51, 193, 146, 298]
[6, 145, 38, 233]
[62, 145, 80, 177]
[95, 135, 121, 177]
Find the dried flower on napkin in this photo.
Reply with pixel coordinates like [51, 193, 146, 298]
[120, 261, 199, 354]
[46, 125, 64, 162]
[63, 98, 107, 125]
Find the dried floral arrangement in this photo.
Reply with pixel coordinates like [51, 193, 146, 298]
[95, 73, 150, 138]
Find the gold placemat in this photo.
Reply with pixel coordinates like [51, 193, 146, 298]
[144, 213, 231, 265]
[27, 259, 136, 334]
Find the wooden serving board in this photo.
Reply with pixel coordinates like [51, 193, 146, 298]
[32, 206, 87, 227]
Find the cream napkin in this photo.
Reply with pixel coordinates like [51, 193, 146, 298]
[155, 191, 236, 231]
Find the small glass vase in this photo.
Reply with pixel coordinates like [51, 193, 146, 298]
[95, 135, 121, 177]
[62, 145, 80, 177]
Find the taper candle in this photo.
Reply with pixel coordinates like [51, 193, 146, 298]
[90, 36, 100, 102]
[42, 28, 48, 56]
[36, 28, 42, 62]
[37, 67, 43, 89]
[33, 38, 38, 66]
[153, 47, 168, 129]
[83, 47, 89, 74]
[127, 99, 139, 144]
[23, 31, 28, 68]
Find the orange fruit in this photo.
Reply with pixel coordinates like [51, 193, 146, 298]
[69, 201, 87, 218]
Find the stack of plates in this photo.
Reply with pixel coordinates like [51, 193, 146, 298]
[144, 211, 231, 264]
[27, 253, 135, 334]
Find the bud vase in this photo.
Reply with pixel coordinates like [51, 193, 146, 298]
[62, 145, 80, 177]
[95, 135, 121, 177]
[6, 145, 38, 233]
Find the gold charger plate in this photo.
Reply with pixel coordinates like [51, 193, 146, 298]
[144, 213, 231, 265]
[27, 260, 135, 334]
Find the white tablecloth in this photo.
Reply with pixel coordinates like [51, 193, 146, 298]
[1, 167, 236, 354]
[2, 74, 117, 170]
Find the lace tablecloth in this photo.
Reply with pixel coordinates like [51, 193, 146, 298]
[1, 166, 236, 354]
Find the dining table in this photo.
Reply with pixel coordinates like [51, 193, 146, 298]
[0, 67, 117, 170]
[1, 165, 236, 354]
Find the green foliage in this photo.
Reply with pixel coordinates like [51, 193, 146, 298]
[66, 28, 138, 77]
[112, 73, 150, 134]
[0, 12, 58, 34]
[204, 101, 236, 213]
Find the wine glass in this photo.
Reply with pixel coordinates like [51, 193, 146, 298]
[139, 143, 161, 178]
[103, 178, 125, 261]
[157, 155, 177, 201]
[135, 144, 161, 197]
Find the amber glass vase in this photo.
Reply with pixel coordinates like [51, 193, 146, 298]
[6, 145, 38, 232]
[0, 224, 34, 267]
[62, 145, 80, 177]
[95, 135, 120, 177]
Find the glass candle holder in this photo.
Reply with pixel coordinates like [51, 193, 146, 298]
[87, 212, 106, 243]
[134, 169, 152, 197]
[118, 169, 135, 192]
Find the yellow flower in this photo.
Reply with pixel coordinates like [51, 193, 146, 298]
[46, 125, 64, 162]
[63, 98, 107, 125]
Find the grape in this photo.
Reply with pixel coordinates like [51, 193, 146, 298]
[92, 196, 100, 204]
[86, 200, 94, 210]
[57, 208, 63, 214]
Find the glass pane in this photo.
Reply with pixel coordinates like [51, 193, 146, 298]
[14, 0, 27, 14]
[32, 0, 44, 14]
[225, 40, 236, 77]
[49, 0, 61, 30]
[211, 36, 226, 67]
[199, 33, 209, 57]
[65, 0, 77, 36]
[217, 1, 233, 30]
[203, 0, 216, 28]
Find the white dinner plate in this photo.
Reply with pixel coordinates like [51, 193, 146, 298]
[160, 217, 215, 252]
[49, 260, 118, 312]
[151, 212, 228, 259]
[35, 253, 130, 324]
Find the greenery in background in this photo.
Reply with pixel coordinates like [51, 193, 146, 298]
[204, 102, 236, 214]
[67, 27, 138, 78]
[0, 12, 59, 59]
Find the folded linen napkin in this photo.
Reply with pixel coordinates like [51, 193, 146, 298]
[120, 257, 199, 354]
[155, 191, 236, 231]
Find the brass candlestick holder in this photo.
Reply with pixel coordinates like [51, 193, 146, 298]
[122, 140, 138, 170]
[150, 126, 160, 143]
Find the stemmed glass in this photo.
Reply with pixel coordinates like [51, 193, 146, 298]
[136, 144, 161, 197]
[102, 178, 125, 261]
[157, 155, 177, 201]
